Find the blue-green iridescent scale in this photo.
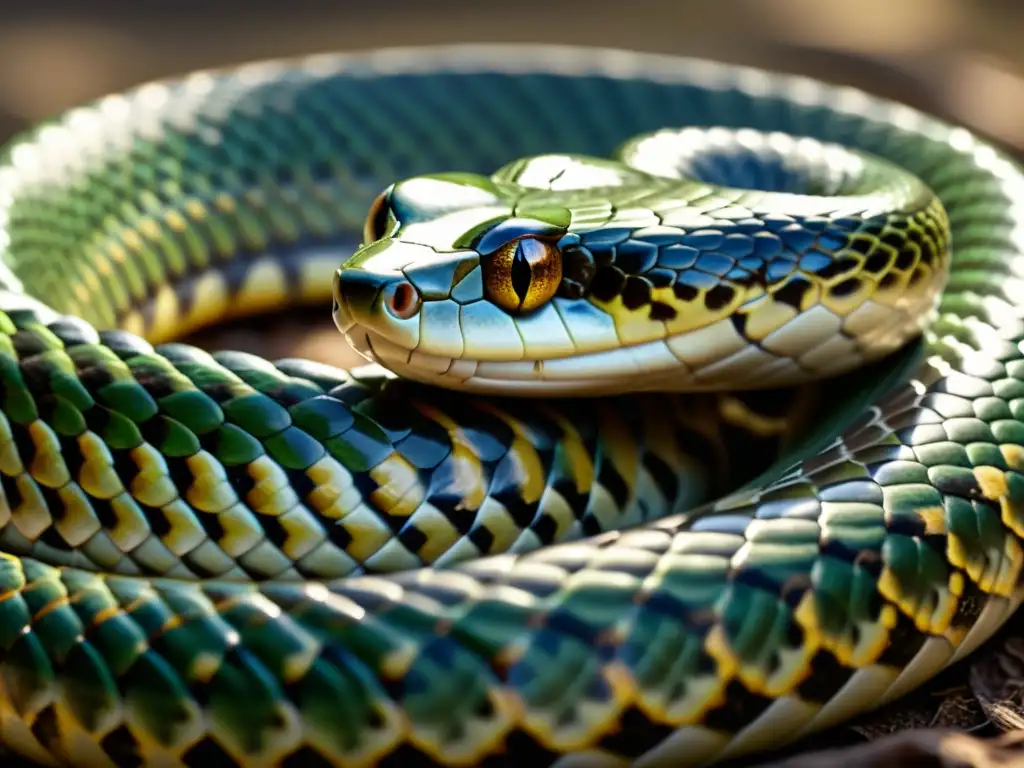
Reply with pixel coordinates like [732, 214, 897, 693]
[0, 45, 1018, 768]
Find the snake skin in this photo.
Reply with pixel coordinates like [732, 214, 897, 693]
[333, 126, 948, 396]
[0, 45, 1020, 768]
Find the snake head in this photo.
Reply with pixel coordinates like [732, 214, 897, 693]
[334, 171, 598, 394]
[334, 159, 766, 396]
[335, 158, 704, 397]
[336, 145, 948, 397]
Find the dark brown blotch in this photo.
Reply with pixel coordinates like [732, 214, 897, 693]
[817, 255, 861, 280]
[649, 301, 677, 321]
[849, 238, 874, 255]
[558, 245, 597, 299]
[589, 266, 627, 302]
[621, 276, 653, 310]
[894, 248, 917, 271]
[704, 284, 735, 311]
[773, 277, 813, 309]
[881, 231, 905, 248]
[831, 277, 862, 298]
[878, 272, 900, 291]
[863, 249, 893, 274]
[673, 280, 700, 302]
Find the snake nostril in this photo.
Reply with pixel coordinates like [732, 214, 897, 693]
[383, 281, 421, 320]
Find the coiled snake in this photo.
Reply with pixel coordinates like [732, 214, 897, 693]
[0, 44, 1021, 768]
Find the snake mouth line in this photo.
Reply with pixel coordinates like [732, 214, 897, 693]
[345, 322, 843, 397]
[345, 291, 933, 397]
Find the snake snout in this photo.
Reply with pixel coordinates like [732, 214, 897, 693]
[333, 267, 421, 346]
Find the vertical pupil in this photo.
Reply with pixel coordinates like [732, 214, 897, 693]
[510, 239, 536, 305]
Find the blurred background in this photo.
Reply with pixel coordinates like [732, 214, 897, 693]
[3, 0, 1022, 144]
[1, 0, 1021, 362]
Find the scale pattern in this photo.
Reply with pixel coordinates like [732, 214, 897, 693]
[0, 45, 1019, 767]
[336, 141, 949, 395]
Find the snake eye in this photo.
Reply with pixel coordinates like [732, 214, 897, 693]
[363, 186, 396, 245]
[483, 236, 563, 314]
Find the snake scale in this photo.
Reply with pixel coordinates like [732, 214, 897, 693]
[0, 43, 1021, 767]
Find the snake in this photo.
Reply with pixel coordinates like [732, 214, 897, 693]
[0, 42, 1021, 768]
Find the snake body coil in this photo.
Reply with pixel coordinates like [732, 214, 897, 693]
[0, 45, 1021, 767]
